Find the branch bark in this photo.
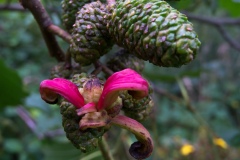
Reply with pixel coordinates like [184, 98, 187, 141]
[216, 25, 240, 51]
[184, 12, 240, 51]
[19, 0, 65, 61]
[0, 3, 25, 11]
[94, 61, 114, 76]
[47, 24, 72, 44]
[184, 12, 240, 25]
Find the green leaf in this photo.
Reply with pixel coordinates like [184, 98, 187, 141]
[219, 0, 240, 17]
[143, 66, 203, 83]
[0, 59, 28, 107]
[4, 138, 23, 153]
[169, 0, 192, 9]
[42, 141, 102, 160]
[230, 132, 240, 147]
[179, 69, 205, 78]
[143, 71, 176, 83]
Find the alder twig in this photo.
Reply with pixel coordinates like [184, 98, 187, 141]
[64, 48, 72, 69]
[0, 3, 25, 11]
[216, 25, 240, 51]
[17, 106, 65, 139]
[153, 86, 182, 103]
[184, 12, 240, 51]
[184, 12, 240, 25]
[94, 61, 114, 76]
[47, 24, 72, 44]
[92, 64, 103, 75]
[43, 129, 65, 138]
[16, 106, 39, 137]
[19, 0, 65, 61]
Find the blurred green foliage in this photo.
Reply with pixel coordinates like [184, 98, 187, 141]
[0, 59, 28, 107]
[0, 0, 240, 160]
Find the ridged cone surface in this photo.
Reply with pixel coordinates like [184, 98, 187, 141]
[50, 62, 81, 79]
[61, 0, 106, 31]
[107, 49, 145, 73]
[70, 1, 113, 66]
[120, 91, 153, 121]
[59, 73, 107, 152]
[107, 0, 201, 67]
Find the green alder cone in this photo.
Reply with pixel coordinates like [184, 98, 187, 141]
[70, 1, 113, 66]
[120, 91, 154, 121]
[107, 0, 201, 67]
[60, 101, 106, 152]
[61, 0, 106, 31]
[50, 62, 81, 79]
[50, 62, 72, 79]
[107, 49, 145, 73]
[59, 73, 107, 153]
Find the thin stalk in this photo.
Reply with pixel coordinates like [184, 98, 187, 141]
[81, 151, 101, 160]
[177, 79, 222, 160]
[98, 136, 114, 160]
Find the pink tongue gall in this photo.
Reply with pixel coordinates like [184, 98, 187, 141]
[111, 115, 153, 159]
[40, 78, 85, 108]
[76, 102, 97, 116]
[97, 69, 149, 110]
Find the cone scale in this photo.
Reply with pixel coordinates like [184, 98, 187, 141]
[107, 0, 201, 67]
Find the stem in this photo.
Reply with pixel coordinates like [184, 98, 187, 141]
[19, 0, 65, 61]
[177, 79, 217, 136]
[98, 136, 114, 160]
[47, 24, 73, 44]
[16, 106, 39, 137]
[92, 64, 103, 75]
[184, 12, 240, 52]
[64, 48, 72, 69]
[0, 3, 25, 11]
[94, 61, 114, 76]
[154, 86, 183, 103]
[81, 151, 101, 160]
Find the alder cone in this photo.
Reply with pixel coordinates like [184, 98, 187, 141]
[50, 62, 72, 79]
[61, 0, 106, 31]
[59, 73, 106, 153]
[60, 101, 105, 152]
[107, 49, 145, 73]
[50, 62, 81, 79]
[107, 0, 201, 67]
[70, 1, 113, 66]
[120, 91, 153, 121]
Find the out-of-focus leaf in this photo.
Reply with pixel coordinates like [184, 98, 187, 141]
[34, 108, 62, 135]
[42, 141, 86, 160]
[42, 138, 105, 160]
[179, 69, 204, 78]
[25, 93, 50, 112]
[167, 0, 192, 10]
[144, 72, 177, 83]
[4, 138, 23, 153]
[230, 132, 240, 147]
[201, 83, 224, 99]
[144, 69, 203, 83]
[0, 59, 28, 108]
[219, 0, 240, 17]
